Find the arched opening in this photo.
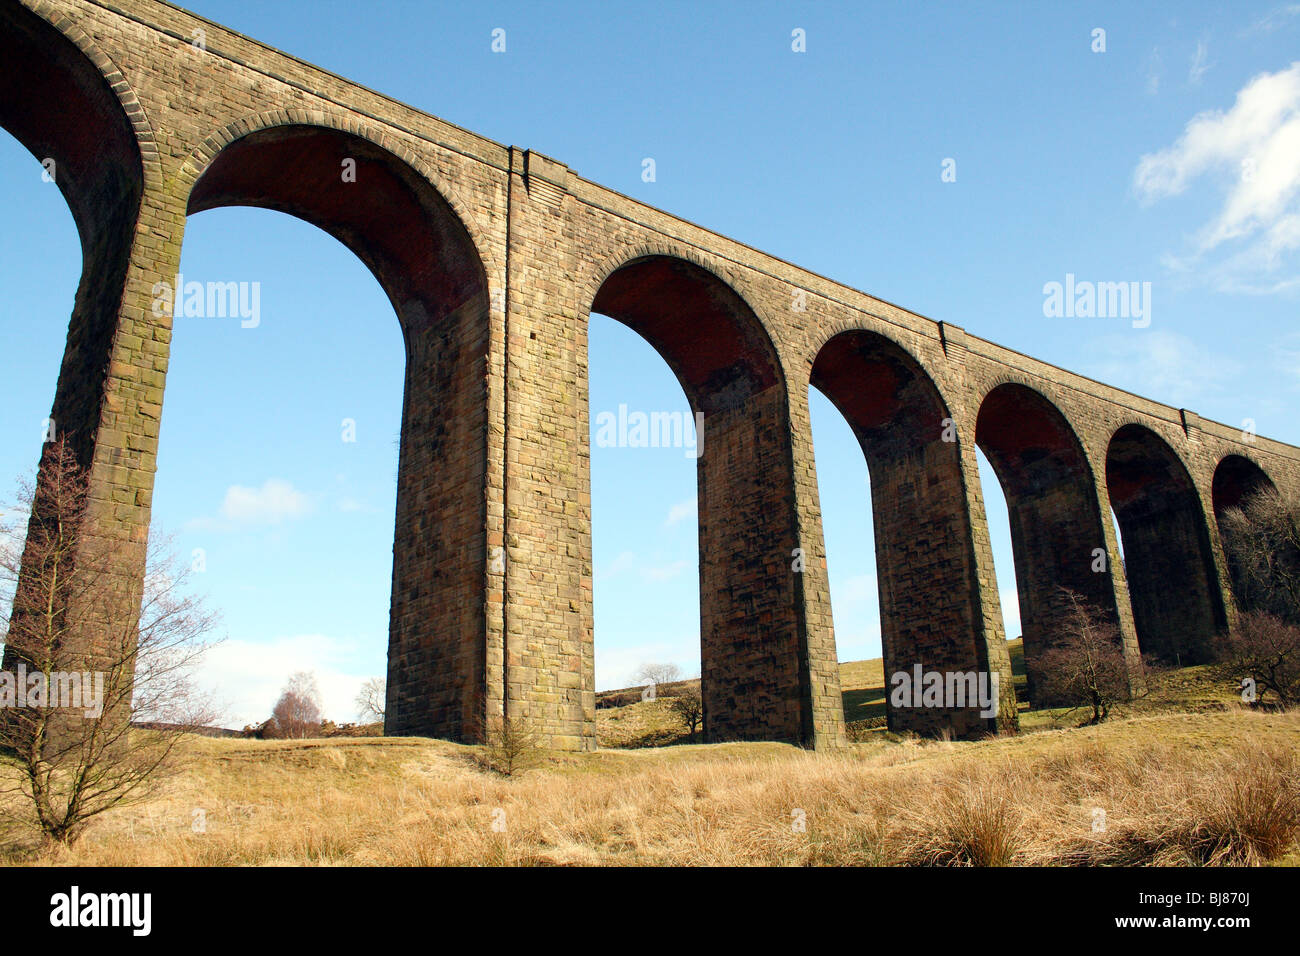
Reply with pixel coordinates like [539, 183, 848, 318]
[587, 255, 808, 742]
[0, 2, 144, 470]
[810, 329, 1008, 737]
[0, 128, 80, 501]
[1212, 454, 1278, 614]
[183, 124, 490, 740]
[975, 384, 1122, 703]
[1106, 424, 1226, 664]
[588, 315, 700, 697]
[154, 206, 404, 729]
[974, 446, 1023, 694]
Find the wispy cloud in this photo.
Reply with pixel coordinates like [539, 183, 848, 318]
[1242, 4, 1300, 36]
[1085, 329, 1242, 406]
[664, 497, 696, 527]
[642, 559, 690, 582]
[1145, 47, 1163, 96]
[594, 549, 636, 582]
[1135, 62, 1300, 293]
[1188, 39, 1211, 86]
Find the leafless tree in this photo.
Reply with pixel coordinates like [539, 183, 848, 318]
[1031, 588, 1132, 724]
[0, 439, 220, 845]
[669, 684, 703, 737]
[633, 662, 681, 690]
[271, 670, 322, 739]
[1218, 611, 1300, 709]
[354, 676, 385, 724]
[1219, 486, 1300, 624]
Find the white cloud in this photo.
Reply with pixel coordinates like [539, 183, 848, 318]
[1145, 47, 1163, 96]
[1243, 4, 1300, 36]
[197, 633, 382, 728]
[664, 497, 696, 527]
[1135, 62, 1300, 291]
[187, 478, 313, 532]
[1189, 39, 1211, 86]
[220, 479, 311, 523]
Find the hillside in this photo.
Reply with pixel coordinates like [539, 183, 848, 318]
[597, 640, 1232, 746]
[2, 645, 1290, 866]
[3, 707, 1295, 866]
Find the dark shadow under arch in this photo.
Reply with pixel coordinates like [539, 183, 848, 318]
[811, 329, 1008, 737]
[1106, 424, 1226, 664]
[588, 254, 818, 743]
[975, 383, 1123, 704]
[1212, 454, 1278, 614]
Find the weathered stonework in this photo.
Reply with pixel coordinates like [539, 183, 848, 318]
[4, 0, 1299, 750]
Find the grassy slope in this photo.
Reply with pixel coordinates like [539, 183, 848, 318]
[598, 639, 1230, 745]
[5, 708, 1296, 866]
[3, 647, 1291, 866]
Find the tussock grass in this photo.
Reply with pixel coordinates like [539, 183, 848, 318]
[2, 709, 1297, 866]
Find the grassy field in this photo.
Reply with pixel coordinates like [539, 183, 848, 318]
[1, 651, 1295, 866]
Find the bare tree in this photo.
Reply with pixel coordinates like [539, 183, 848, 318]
[0, 439, 220, 845]
[1031, 588, 1132, 724]
[271, 671, 323, 739]
[1219, 486, 1300, 624]
[633, 662, 681, 691]
[354, 676, 385, 724]
[669, 684, 703, 737]
[1218, 611, 1300, 709]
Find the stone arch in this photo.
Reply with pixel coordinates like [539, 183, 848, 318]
[177, 119, 493, 742]
[176, 111, 490, 274]
[585, 250, 817, 743]
[590, 251, 785, 411]
[1106, 423, 1226, 663]
[810, 327, 1000, 737]
[975, 382, 1123, 702]
[0, 0, 157, 467]
[1212, 453, 1279, 613]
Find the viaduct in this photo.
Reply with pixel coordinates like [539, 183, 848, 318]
[3, 0, 1298, 751]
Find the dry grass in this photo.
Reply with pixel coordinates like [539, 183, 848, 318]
[2, 709, 1297, 866]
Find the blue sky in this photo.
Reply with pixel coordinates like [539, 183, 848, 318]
[3, 1, 1299, 725]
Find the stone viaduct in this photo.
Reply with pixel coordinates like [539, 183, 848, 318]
[3, 0, 1298, 751]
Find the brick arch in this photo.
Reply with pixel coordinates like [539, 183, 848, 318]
[173, 115, 494, 744]
[809, 329, 999, 737]
[582, 248, 814, 744]
[974, 382, 1125, 702]
[1106, 423, 1227, 663]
